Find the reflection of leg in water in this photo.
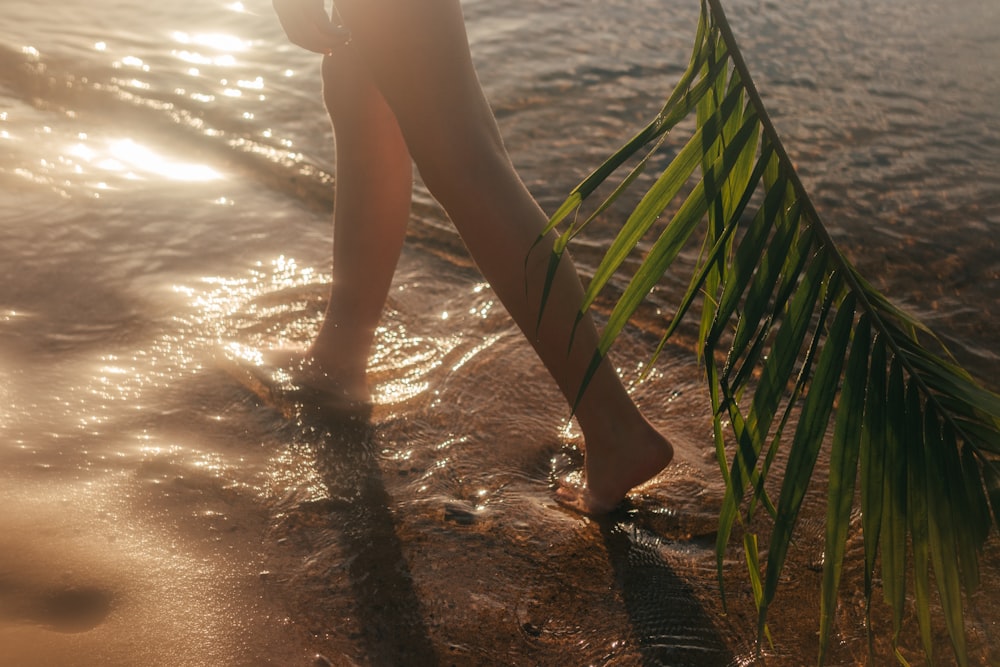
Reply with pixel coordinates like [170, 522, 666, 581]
[305, 0, 674, 513]
[312, 415, 437, 664]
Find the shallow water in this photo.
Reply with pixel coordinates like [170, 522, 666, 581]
[1, 0, 998, 665]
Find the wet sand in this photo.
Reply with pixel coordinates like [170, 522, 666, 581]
[2, 267, 999, 665]
[0, 471, 310, 666]
[1, 186, 997, 664]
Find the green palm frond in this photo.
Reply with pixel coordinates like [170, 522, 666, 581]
[540, 0, 1000, 663]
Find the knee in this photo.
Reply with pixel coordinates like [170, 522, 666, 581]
[322, 57, 405, 155]
[409, 126, 511, 205]
[321, 52, 379, 122]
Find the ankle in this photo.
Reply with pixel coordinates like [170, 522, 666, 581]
[575, 397, 646, 448]
[577, 412, 673, 509]
[307, 330, 370, 377]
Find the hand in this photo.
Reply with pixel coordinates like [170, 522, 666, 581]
[272, 0, 351, 54]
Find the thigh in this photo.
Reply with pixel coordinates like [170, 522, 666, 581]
[321, 39, 392, 133]
[331, 0, 502, 163]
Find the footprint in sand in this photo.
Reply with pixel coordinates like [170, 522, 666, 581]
[0, 577, 113, 633]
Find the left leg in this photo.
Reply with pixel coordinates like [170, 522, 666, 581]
[303, 43, 413, 403]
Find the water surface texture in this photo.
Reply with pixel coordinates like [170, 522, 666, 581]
[1, 0, 998, 665]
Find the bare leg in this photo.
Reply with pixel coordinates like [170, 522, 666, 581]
[333, 0, 673, 512]
[301, 43, 413, 403]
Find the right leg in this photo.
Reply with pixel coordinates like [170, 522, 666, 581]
[304, 45, 413, 403]
[333, 0, 673, 512]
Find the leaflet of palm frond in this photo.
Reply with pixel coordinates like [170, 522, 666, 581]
[818, 312, 870, 664]
[906, 378, 935, 662]
[696, 46, 755, 358]
[641, 144, 775, 374]
[569, 108, 762, 410]
[530, 13, 730, 334]
[859, 334, 888, 652]
[722, 248, 832, 511]
[578, 85, 750, 324]
[927, 418, 971, 662]
[722, 206, 810, 389]
[761, 286, 851, 626]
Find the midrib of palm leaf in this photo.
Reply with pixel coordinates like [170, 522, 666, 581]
[536, 0, 1000, 664]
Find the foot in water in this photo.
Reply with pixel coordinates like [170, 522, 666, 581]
[556, 417, 674, 516]
[260, 347, 372, 413]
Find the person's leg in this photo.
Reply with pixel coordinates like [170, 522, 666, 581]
[302, 43, 413, 404]
[333, 0, 672, 512]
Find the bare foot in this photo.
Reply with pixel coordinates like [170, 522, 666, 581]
[261, 347, 372, 411]
[555, 484, 622, 516]
[556, 417, 673, 515]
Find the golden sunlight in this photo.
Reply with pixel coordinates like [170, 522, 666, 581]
[74, 138, 223, 182]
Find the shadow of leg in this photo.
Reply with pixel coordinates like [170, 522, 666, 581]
[600, 518, 735, 667]
[310, 413, 438, 666]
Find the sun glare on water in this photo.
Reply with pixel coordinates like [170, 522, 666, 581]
[66, 137, 222, 183]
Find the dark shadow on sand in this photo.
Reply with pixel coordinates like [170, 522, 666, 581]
[306, 407, 439, 666]
[220, 350, 438, 664]
[599, 513, 736, 667]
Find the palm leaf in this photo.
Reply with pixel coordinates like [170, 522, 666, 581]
[539, 0, 1000, 663]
